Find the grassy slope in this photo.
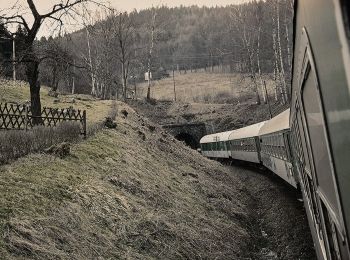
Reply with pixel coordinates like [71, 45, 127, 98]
[136, 71, 276, 104]
[0, 81, 113, 126]
[0, 102, 251, 259]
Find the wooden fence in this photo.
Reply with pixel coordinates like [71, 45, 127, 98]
[0, 103, 87, 136]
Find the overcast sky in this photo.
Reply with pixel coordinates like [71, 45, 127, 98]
[1, 0, 249, 36]
[1, 0, 249, 12]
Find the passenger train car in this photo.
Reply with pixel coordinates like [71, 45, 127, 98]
[200, 122, 266, 163]
[259, 109, 297, 188]
[291, 0, 350, 259]
[200, 1, 350, 259]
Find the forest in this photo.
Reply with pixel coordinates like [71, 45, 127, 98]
[0, 0, 293, 105]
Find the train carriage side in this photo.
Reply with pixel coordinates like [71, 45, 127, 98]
[291, 1, 350, 259]
[258, 109, 297, 188]
[228, 121, 266, 164]
[200, 131, 233, 159]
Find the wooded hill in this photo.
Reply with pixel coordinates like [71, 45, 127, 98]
[1, 0, 293, 103]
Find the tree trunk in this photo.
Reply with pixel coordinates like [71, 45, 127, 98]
[256, 24, 266, 104]
[173, 68, 176, 101]
[243, 26, 260, 105]
[272, 4, 280, 102]
[276, 1, 288, 104]
[122, 62, 127, 100]
[86, 28, 96, 96]
[51, 65, 58, 91]
[26, 60, 42, 125]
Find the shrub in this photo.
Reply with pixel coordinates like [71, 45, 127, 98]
[0, 121, 81, 165]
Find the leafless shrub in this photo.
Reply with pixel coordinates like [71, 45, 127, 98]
[0, 122, 81, 165]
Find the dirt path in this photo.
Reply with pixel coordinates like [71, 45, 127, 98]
[229, 163, 316, 259]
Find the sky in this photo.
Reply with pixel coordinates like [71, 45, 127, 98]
[0, 0, 249, 36]
[1, 0, 249, 13]
[111, 0, 248, 11]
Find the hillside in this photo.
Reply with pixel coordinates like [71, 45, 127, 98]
[0, 101, 249, 259]
[0, 100, 315, 259]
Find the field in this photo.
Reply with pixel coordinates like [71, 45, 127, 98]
[0, 80, 113, 126]
[136, 71, 277, 104]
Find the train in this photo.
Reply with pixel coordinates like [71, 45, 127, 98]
[200, 1, 350, 259]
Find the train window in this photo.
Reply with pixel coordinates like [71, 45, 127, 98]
[302, 65, 339, 213]
[340, 0, 350, 40]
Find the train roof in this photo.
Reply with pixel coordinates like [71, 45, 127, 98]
[228, 121, 267, 140]
[200, 130, 234, 144]
[258, 109, 290, 136]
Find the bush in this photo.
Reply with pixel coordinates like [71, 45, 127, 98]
[0, 121, 81, 165]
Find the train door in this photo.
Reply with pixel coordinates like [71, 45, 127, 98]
[295, 28, 348, 259]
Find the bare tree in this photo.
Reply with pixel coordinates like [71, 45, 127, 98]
[231, 5, 261, 105]
[276, 0, 286, 103]
[111, 11, 135, 100]
[38, 38, 75, 93]
[0, 0, 100, 124]
[255, 1, 266, 103]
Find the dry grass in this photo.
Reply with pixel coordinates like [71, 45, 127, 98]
[0, 79, 113, 126]
[0, 80, 118, 165]
[0, 102, 250, 259]
[136, 72, 276, 104]
[0, 122, 82, 165]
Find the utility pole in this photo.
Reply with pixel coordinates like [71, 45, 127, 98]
[72, 59, 75, 94]
[173, 67, 176, 102]
[133, 76, 137, 99]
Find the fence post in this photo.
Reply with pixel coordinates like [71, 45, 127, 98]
[83, 110, 87, 138]
[25, 105, 29, 131]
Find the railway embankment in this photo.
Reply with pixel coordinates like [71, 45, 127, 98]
[234, 164, 316, 259]
[0, 102, 315, 259]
